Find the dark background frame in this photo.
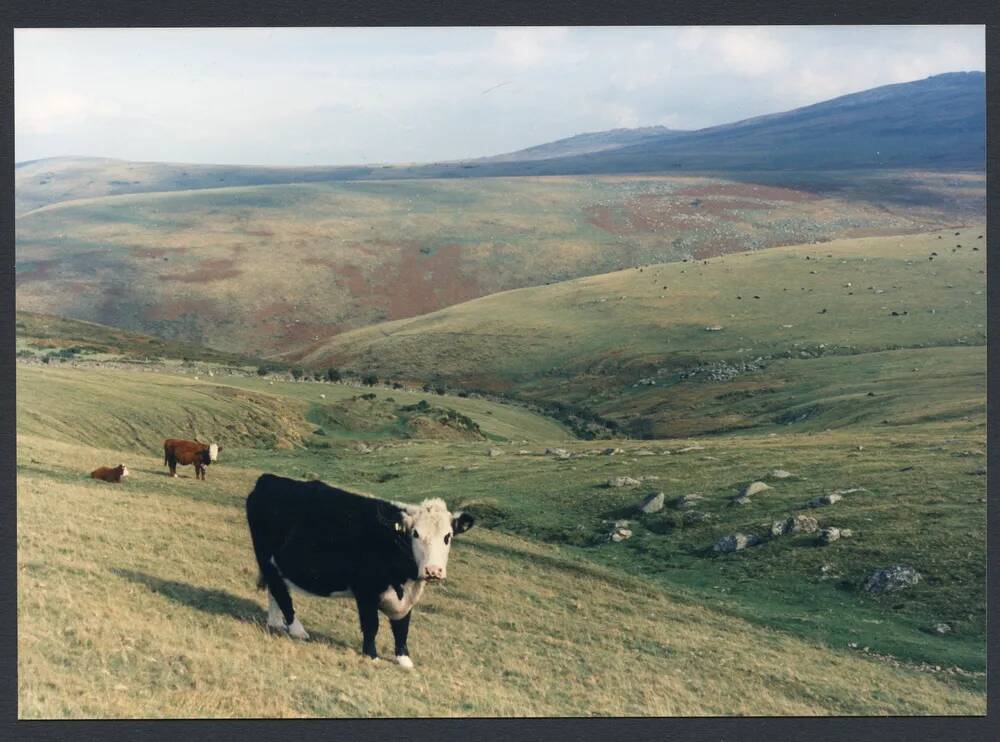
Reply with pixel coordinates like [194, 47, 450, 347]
[1, 1, 997, 740]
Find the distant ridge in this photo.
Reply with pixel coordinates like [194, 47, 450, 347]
[473, 126, 684, 163]
[16, 72, 984, 214]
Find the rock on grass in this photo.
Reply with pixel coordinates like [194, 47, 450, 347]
[675, 493, 704, 510]
[741, 481, 772, 498]
[638, 492, 665, 514]
[713, 533, 761, 553]
[608, 476, 641, 488]
[863, 565, 922, 594]
[806, 493, 843, 508]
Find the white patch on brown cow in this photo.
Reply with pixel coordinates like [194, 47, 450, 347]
[208, 443, 219, 462]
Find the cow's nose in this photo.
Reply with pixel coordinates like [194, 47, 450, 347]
[423, 565, 444, 580]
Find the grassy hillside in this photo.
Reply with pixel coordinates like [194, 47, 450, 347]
[16, 363, 986, 716]
[17, 173, 976, 357]
[308, 227, 986, 437]
[15, 311, 259, 366]
[14, 156, 379, 216]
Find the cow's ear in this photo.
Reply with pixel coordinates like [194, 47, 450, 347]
[452, 511, 475, 535]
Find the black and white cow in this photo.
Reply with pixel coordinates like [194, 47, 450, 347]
[245, 473, 474, 669]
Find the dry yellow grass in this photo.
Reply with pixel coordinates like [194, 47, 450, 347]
[18, 432, 985, 718]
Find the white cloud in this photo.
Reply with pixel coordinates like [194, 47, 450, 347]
[491, 27, 573, 69]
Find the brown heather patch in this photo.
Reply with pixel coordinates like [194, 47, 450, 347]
[161, 258, 242, 284]
[15, 259, 59, 286]
[145, 298, 218, 322]
[132, 247, 188, 259]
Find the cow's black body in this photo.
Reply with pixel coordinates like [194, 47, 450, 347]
[246, 473, 418, 659]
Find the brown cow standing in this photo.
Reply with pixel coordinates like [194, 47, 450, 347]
[164, 439, 221, 480]
[91, 464, 129, 483]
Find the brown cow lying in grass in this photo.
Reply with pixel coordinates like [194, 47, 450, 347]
[90, 464, 129, 483]
[164, 439, 221, 480]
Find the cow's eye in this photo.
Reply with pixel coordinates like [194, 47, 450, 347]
[412, 529, 419, 539]
[444, 533, 451, 545]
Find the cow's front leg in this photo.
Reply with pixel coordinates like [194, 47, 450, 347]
[390, 611, 413, 669]
[355, 594, 381, 660]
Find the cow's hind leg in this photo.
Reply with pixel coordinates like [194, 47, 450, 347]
[390, 611, 413, 669]
[355, 594, 381, 660]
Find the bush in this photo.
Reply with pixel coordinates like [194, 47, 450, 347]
[392, 381, 403, 390]
[326, 367, 342, 382]
[434, 385, 446, 396]
[362, 373, 378, 386]
[291, 367, 304, 380]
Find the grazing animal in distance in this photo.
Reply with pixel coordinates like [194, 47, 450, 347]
[163, 438, 221, 480]
[90, 464, 129, 483]
[245, 474, 475, 668]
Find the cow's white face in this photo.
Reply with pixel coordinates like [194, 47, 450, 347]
[399, 498, 474, 581]
[119, 464, 130, 478]
[208, 443, 219, 462]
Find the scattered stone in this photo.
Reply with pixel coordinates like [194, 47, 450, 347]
[517, 450, 531, 455]
[934, 623, 952, 635]
[354, 442, 373, 454]
[639, 475, 660, 482]
[806, 493, 843, 508]
[440, 465, 456, 471]
[832, 487, 866, 495]
[607, 476, 641, 488]
[487, 447, 504, 457]
[635, 449, 656, 457]
[819, 563, 840, 579]
[638, 492, 665, 514]
[704, 325, 724, 332]
[319, 393, 326, 399]
[608, 520, 633, 542]
[863, 565, 922, 594]
[769, 469, 793, 479]
[713, 533, 761, 553]
[602, 447, 625, 456]
[676, 445, 704, 453]
[545, 447, 571, 460]
[792, 515, 820, 534]
[971, 467, 986, 476]
[730, 495, 753, 506]
[741, 481, 772, 498]
[675, 494, 704, 510]
[818, 527, 841, 545]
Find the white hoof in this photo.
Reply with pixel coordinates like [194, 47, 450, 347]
[396, 655, 414, 670]
[287, 618, 310, 640]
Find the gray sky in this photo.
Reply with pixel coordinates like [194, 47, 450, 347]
[15, 26, 985, 166]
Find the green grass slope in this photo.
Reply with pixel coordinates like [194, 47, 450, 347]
[307, 226, 986, 437]
[15, 311, 259, 366]
[16, 173, 979, 356]
[16, 363, 985, 716]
